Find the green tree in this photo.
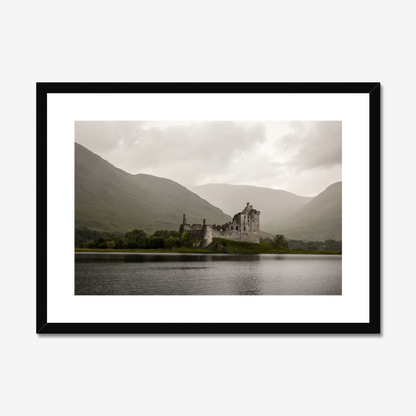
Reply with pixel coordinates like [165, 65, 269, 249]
[112, 236, 124, 249]
[167, 237, 181, 248]
[181, 232, 193, 248]
[164, 236, 176, 249]
[324, 239, 342, 250]
[260, 237, 272, 246]
[122, 240, 132, 249]
[271, 234, 288, 249]
[124, 229, 147, 249]
[106, 240, 115, 249]
[147, 236, 165, 249]
[95, 237, 106, 246]
[74, 226, 125, 248]
[152, 230, 180, 239]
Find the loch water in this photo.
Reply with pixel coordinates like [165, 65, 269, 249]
[75, 253, 342, 295]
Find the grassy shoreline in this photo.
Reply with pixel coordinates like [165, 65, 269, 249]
[75, 237, 341, 255]
[75, 247, 341, 255]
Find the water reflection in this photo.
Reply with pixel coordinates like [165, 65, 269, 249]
[75, 253, 261, 263]
[232, 274, 262, 295]
[75, 253, 341, 296]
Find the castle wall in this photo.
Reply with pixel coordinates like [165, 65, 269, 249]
[179, 223, 204, 242]
[179, 203, 260, 248]
[203, 226, 213, 247]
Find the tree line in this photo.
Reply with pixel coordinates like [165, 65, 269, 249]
[75, 226, 124, 248]
[261, 236, 342, 250]
[76, 226, 342, 251]
[76, 226, 197, 249]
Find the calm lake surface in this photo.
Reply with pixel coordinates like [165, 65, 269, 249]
[75, 253, 342, 295]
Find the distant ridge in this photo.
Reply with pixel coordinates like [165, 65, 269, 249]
[189, 182, 342, 241]
[188, 183, 313, 226]
[75, 143, 232, 234]
[273, 182, 342, 240]
[75, 143, 341, 240]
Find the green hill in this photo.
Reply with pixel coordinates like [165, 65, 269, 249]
[272, 182, 342, 240]
[75, 143, 341, 240]
[75, 143, 232, 234]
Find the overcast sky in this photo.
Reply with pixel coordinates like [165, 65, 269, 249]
[75, 120, 341, 196]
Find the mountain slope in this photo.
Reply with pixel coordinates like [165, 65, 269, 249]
[75, 143, 232, 234]
[188, 183, 314, 228]
[273, 182, 342, 240]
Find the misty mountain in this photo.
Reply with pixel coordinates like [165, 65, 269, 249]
[189, 182, 342, 241]
[75, 143, 341, 240]
[188, 183, 314, 227]
[75, 143, 232, 234]
[272, 182, 342, 241]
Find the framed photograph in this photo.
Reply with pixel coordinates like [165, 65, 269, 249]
[37, 82, 380, 334]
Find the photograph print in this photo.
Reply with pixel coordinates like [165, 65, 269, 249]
[75, 120, 342, 296]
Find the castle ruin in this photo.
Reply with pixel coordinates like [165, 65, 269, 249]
[179, 203, 260, 248]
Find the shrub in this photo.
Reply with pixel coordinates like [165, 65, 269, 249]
[180, 232, 193, 248]
[147, 236, 165, 249]
[271, 235, 289, 249]
[164, 236, 178, 249]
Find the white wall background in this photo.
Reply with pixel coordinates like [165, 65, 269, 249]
[1, 1, 412, 415]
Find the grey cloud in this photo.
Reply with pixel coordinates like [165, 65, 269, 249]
[277, 121, 341, 173]
[74, 120, 341, 195]
[75, 121, 267, 184]
[75, 121, 147, 153]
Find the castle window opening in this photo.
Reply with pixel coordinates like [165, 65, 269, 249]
[236, 226, 238, 230]
[231, 226, 233, 230]
[244, 227, 246, 230]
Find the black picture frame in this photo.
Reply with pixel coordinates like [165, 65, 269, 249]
[37, 82, 380, 334]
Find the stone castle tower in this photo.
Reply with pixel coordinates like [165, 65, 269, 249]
[179, 203, 260, 248]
